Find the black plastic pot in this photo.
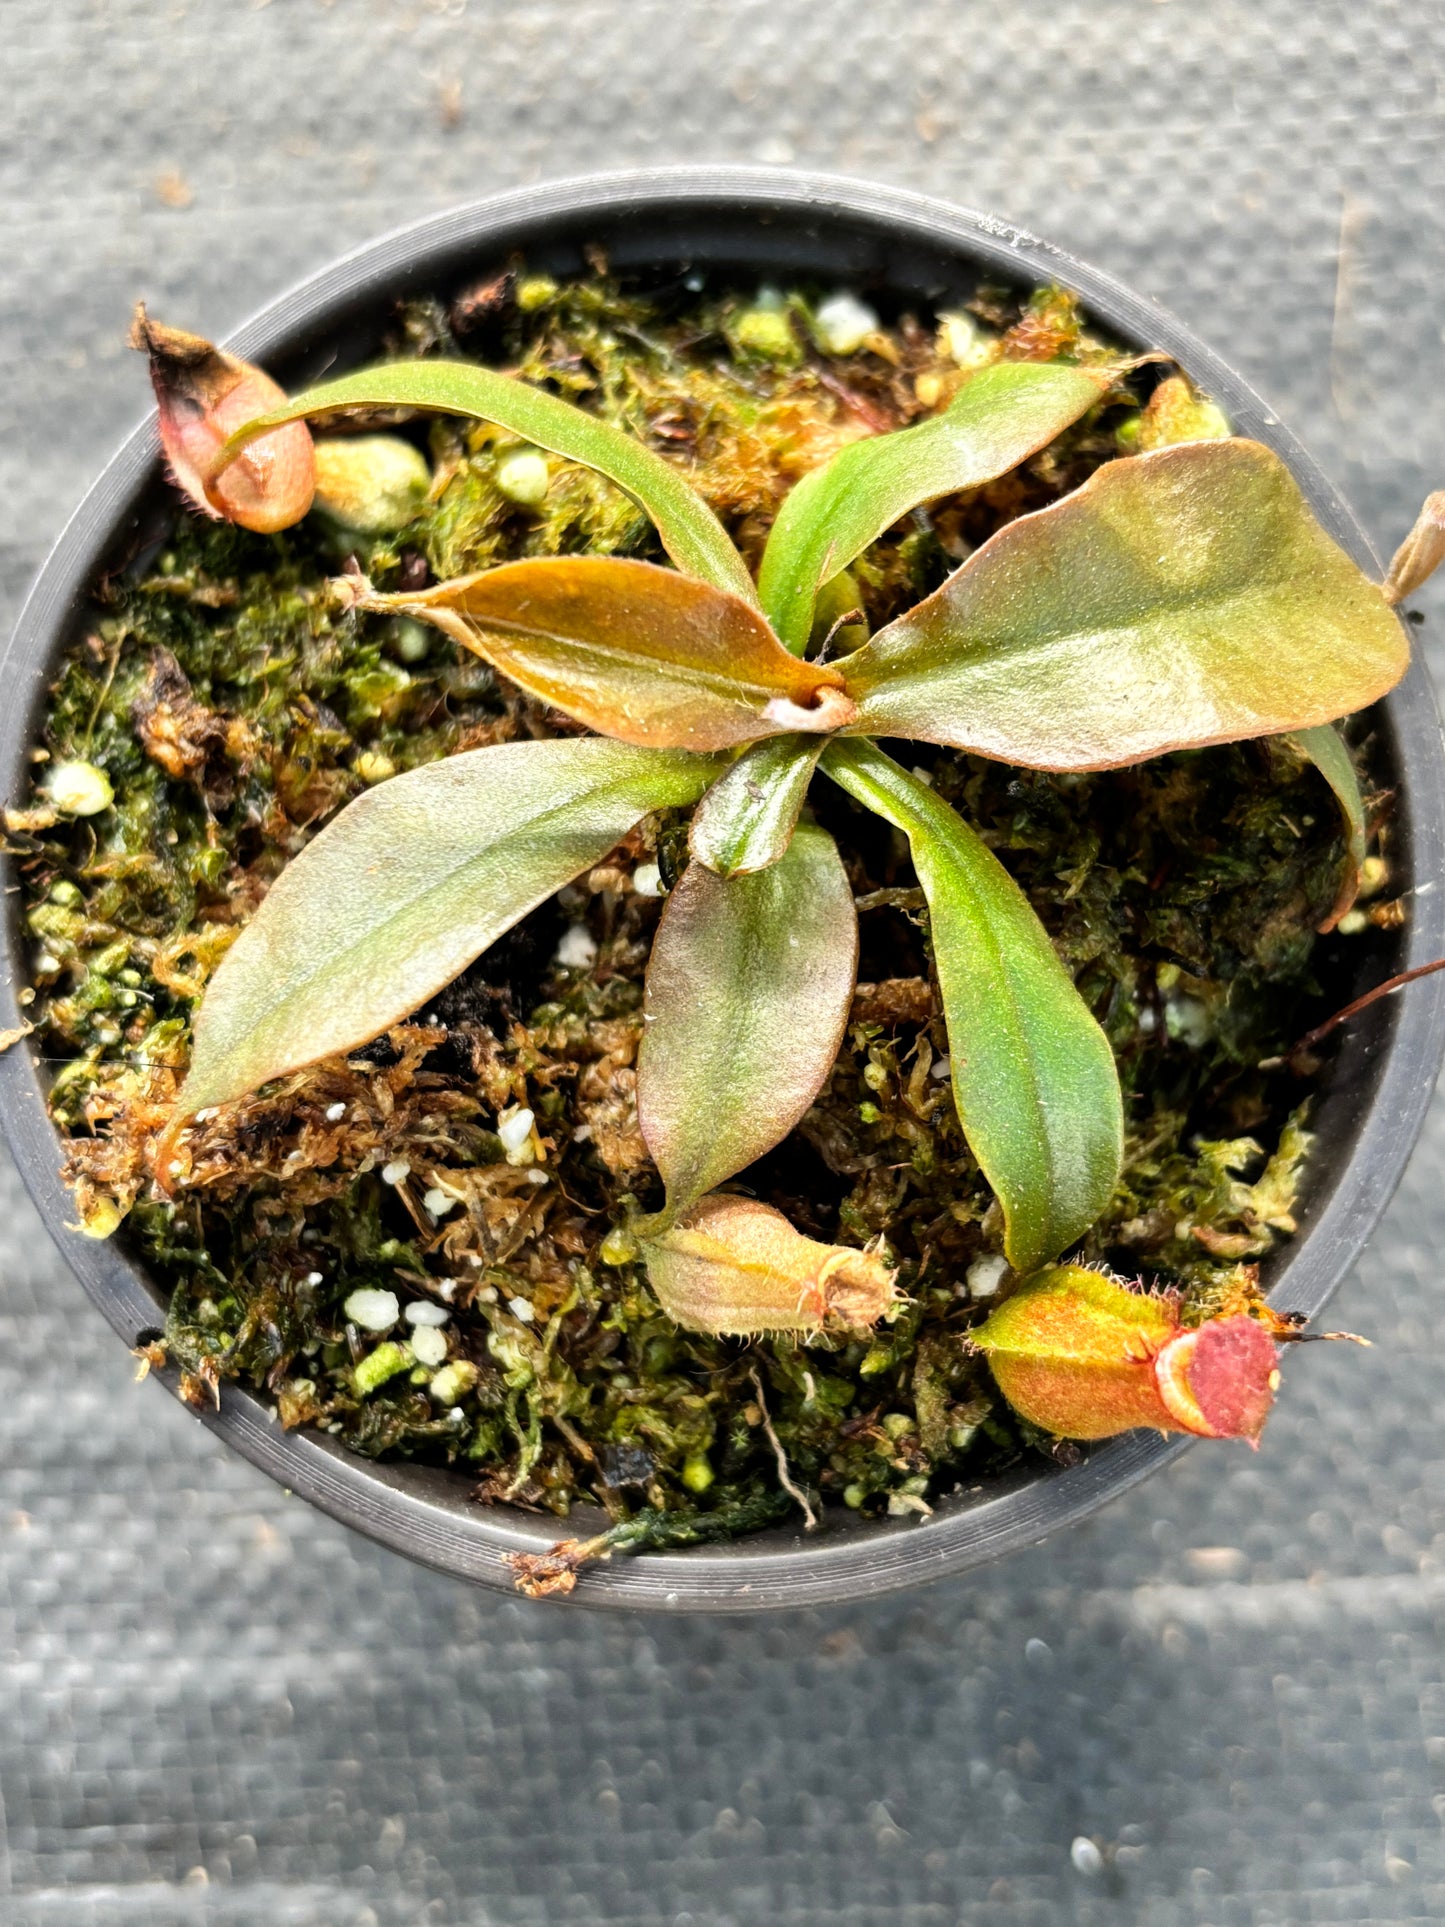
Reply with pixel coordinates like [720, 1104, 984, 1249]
[3, 167, 1443, 1612]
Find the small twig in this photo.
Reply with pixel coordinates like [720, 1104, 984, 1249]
[814, 367, 892, 433]
[82, 633, 123, 755]
[853, 885, 926, 914]
[813, 605, 864, 666]
[506, 1531, 613, 1599]
[750, 1364, 818, 1530]
[505, 1489, 799, 1597]
[1260, 955, 1445, 1069]
[551, 1411, 597, 1465]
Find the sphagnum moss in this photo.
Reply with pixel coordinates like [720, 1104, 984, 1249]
[5, 270, 1401, 1577]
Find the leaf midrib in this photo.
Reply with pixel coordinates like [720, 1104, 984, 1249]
[919, 836, 1059, 1205]
[824, 744, 1066, 1254]
[458, 608, 830, 711]
[871, 568, 1315, 673]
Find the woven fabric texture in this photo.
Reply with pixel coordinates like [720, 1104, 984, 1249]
[4, 3, 1445, 1921]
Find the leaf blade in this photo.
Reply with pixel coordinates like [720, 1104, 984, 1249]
[637, 821, 858, 1219]
[222, 360, 757, 603]
[179, 738, 719, 1114]
[841, 439, 1409, 768]
[1288, 723, 1368, 932]
[687, 736, 823, 876]
[758, 360, 1118, 653]
[822, 739, 1123, 1274]
[356, 557, 854, 752]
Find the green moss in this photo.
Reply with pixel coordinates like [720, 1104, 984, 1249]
[354, 1341, 411, 1396]
[6, 266, 1394, 1559]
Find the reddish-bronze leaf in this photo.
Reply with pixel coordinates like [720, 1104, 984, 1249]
[637, 822, 858, 1218]
[841, 440, 1408, 770]
[352, 558, 855, 752]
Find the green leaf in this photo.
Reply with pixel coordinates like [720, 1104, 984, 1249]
[178, 738, 718, 1115]
[220, 359, 757, 604]
[1288, 723, 1367, 932]
[758, 360, 1118, 653]
[822, 739, 1122, 1274]
[352, 558, 855, 752]
[841, 439, 1409, 769]
[688, 736, 822, 876]
[636, 822, 858, 1221]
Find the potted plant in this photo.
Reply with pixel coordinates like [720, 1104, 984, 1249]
[4, 170, 1444, 1609]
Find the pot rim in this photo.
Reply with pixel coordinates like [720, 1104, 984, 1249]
[4, 164, 1443, 1612]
